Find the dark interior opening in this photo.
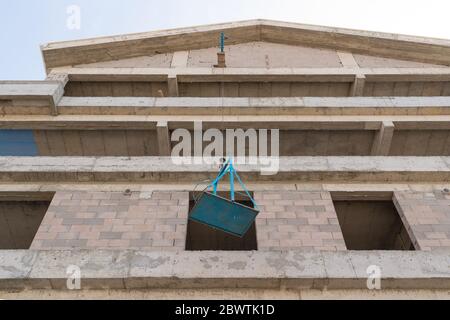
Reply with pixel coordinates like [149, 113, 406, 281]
[186, 192, 257, 251]
[0, 200, 51, 249]
[332, 193, 414, 250]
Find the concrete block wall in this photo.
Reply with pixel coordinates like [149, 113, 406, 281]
[254, 191, 347, 251]
[27, 189, 450, 252]
[30, 191, 189, 250]
[394, 191, 450, 251]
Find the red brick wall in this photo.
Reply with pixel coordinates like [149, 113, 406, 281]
[254, 191, 346, 251]
[394, 191, 450, 251]
[30, 191, 189, 250]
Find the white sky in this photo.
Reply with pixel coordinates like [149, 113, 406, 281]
[1, 0, 449, 79]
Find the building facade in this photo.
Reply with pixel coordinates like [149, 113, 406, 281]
[0, 20, 449, 299]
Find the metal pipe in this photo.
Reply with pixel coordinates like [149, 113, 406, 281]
[220, 32, 225, 53]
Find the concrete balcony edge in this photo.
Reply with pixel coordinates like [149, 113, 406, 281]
[0, 156, 449, 183]
[0, 250, 448, 291]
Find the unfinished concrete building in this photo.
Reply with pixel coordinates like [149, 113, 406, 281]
[0, 19, 449, 299]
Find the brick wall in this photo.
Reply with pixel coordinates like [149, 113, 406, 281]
[30, 189, 450, 252]
[30, 191, 189, 250]
[254, 191, 346, 251]
[394, 191, 450, 251]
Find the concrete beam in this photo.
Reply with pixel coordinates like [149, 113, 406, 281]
[0, 182, 447, 194]
[156, 121, 171, 156]
[350, 74, 366, 96]
[167, 75, 179, 97]
[260, 20, 450, 66]
[42, 19, 450, 70]
[0, 82, 62, 100]
[371, 121, 395, 156]
[1, 115, 450, 130]
[42, 20, 262, 70]
[54, 66, 450, 82]
[51, 96, 450, 116]
[0, 156, 449, 183]
[46, 73, 69, 87]
[0, 182, 448, 194]
[1, 250, 449, 290]
[0, 191, 54, 201]
[0, 81, 64, 116]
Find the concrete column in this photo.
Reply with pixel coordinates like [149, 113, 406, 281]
[157, 121, 171, 156]
[167, 75, 179, 97]
[43, 74, 68, 116]
[371, 121, 395, 155]
[350, 74, 366, 96]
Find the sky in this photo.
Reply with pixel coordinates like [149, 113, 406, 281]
[1, 0, 450, 80]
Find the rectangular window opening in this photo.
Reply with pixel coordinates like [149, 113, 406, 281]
[0, 193, 53, 249]
[186, 191, 257, 251]
[331, 192, 415, 250]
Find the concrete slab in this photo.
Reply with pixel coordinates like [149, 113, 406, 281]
[127, 251, 175, 289]
[0, 156, 448, 183]
[29, 250, 132, 289]
[280, 251, 327, 289]
[0, 157, 450, 183]
[0, 250, 38, 289]
[54, 96, 450, 116]
[1, 250, 448, 291]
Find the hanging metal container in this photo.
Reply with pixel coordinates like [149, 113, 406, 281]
[188, 159, 260, 238]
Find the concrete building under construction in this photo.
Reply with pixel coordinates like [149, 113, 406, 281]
[0, 20, 449, 299]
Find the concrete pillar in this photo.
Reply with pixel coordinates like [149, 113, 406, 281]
[157, 121, 171, 156]
[167, 75, 179, 97]
[371, 121, 394, 156]
[350, 74, 366, 96]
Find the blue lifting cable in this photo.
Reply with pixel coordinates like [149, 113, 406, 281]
[189, 158, 260, 238]
[207, 158, 258, 210]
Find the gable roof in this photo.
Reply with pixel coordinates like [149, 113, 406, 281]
[41, 19, 450, 71]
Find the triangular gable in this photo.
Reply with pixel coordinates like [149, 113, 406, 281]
[42, 19, 450, 71]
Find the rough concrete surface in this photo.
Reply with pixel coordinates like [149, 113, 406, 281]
[0, 250, 448, 292]
[1, 157, 450, 183]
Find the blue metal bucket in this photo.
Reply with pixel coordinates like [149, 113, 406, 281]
[189, 192, 259, 238]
